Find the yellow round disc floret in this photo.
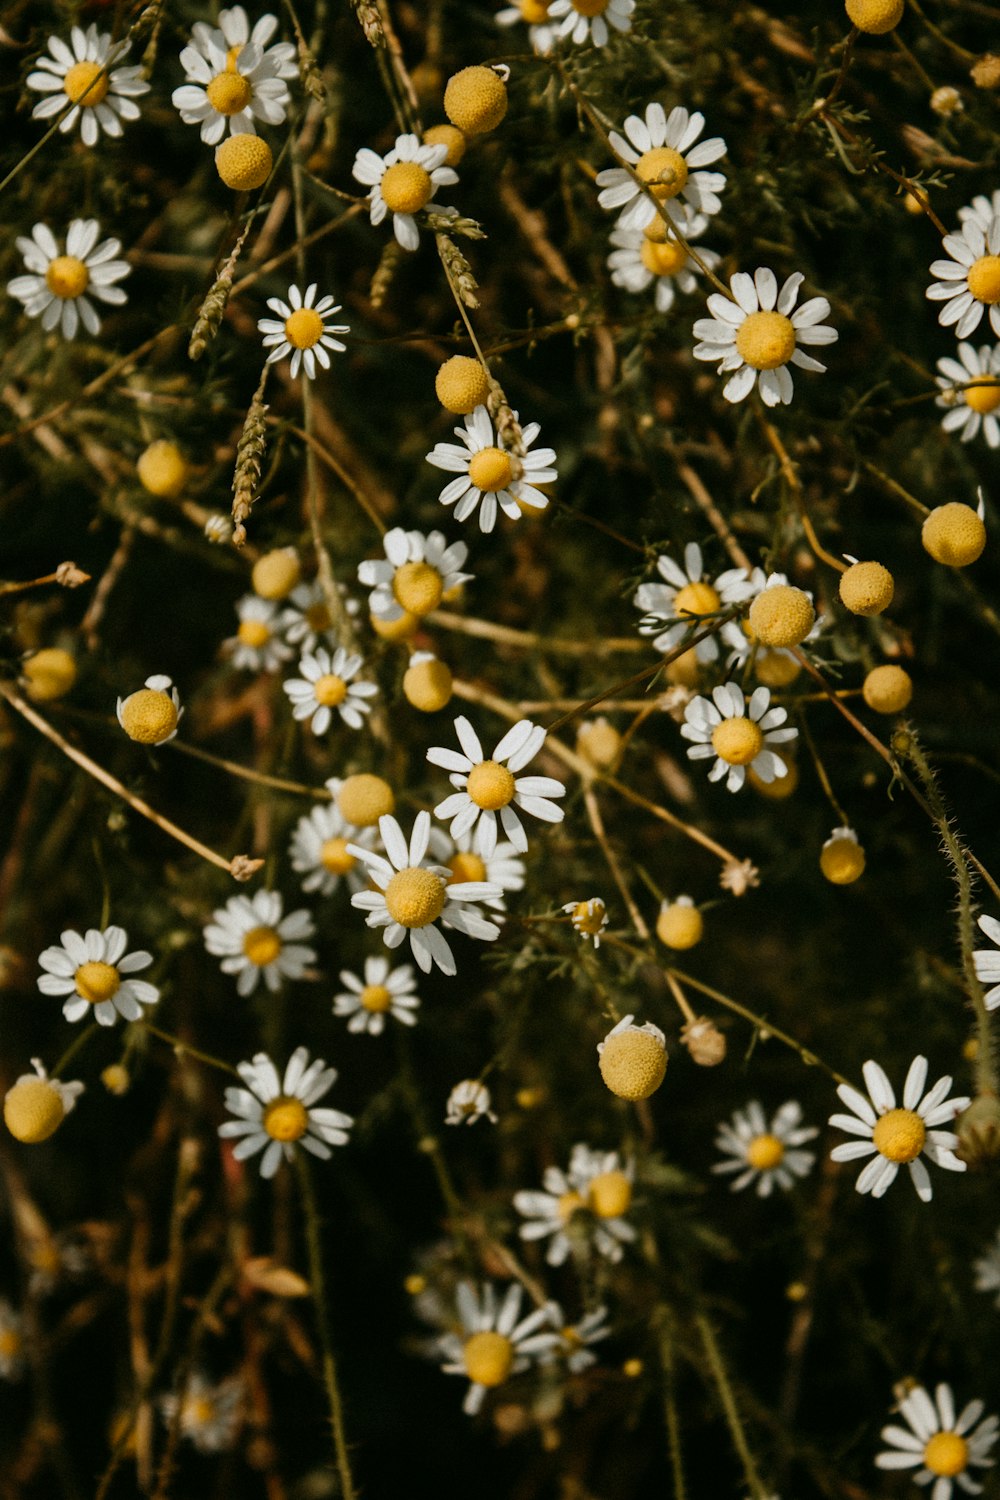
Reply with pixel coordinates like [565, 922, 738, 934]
[206, 70, 252, 114]
[119, 689, 178, 745]
[393, 561, 444, 615]
[467, 760, 516, 810]
[444, 67, 508, 136]
[746, 1133, 785, 1170]
[469, 447, 514, 493]
[747, 585, 815, 648]
[435, 355, 491, 414]
[371, 609, 419, 642]
[664, 647, 701, 687]
[403, 657, 453, 712]
[673, 580, 721, 619]
[964, 377, 1000, 415]
[243, 926, 282, 967]
[845, 0, 904, 32]
[588, 1170, 632, 1218]
[263, 1096, 309, 1142]
[872, 1106, 926, 1162]
[380, 161, 433, 215]
[137, 440, 188, 499]
[599, 1030, 667, 1101]
[216, 134, 273, 190]
[921, 503, 986, 568]
[754, 649, 801, 688]
[360, 984, 392, 1013]
[384, 867, 447, 928]
[576, 717, 622, 770]
[63, 59, 109, 105]
[101, 1064, 131, 1096]
[449, 852, 487, 884]
[75, 961, 120, 1003]
[635, 146, 689, 201]
[656, 900, 703, 951]
[838, 560, 894, 616]
[463, 1330, 514, 1387]
[749, 757, 798, 798]
[863, 664, 913, 714]
[314, 674, 348, 707]
[46, 256, 89, 300]
[423, 123, 466, 167]
[640, 238, 688, 277]
[712, 716, 764, 766]
[238, 618, 271, 648]
[967, 256, 1000, 305]
[337, 774, 395, 826]
[4, 1077, 66, 1144]
[820, 831, 866, 885]
[22, 648, 76, 702]
[735, 311, 796, 371]
[252, 548, 301, 600]
[923, 1433, 969, 1479]
[321, 837, 356, 875]
[285, 307, 325, 350]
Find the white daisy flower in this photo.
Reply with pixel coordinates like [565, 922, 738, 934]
[712, 1100, 818, 1196]
[282, 646, 378, 735]
[218, 1046, 352, 1178]
[160, 1372, 243, 1453]
[829, 1055, 969, 1201]
[116, 674, 183, 746]
[514, 1143, 636, 1266]
[633, 542, 755, 662]
[288, 802, 372, 897]
[607, 215, 719, 313]
[973, 913, 1000, 1010]
[438, 1281, 556, 1414]
[227, 595, 295, 671]
[257, 283, 349, 380]
[352, 133, 458, 252]
[0, 1302, 25, 1381]
[596, 103, 726, 233]
[927, 216, 1000, 340]
[425, 405, 557, 533]
[427, 715, 565, 858]
[538, 1303, 612, 1373]
[547, 0, 635, 49]
[445, 1079, 497, 1126]
[936, 344, 1000, 448]
[37, 925, 159, 1027]
[429, 827, 526, 912]
[203, 890, 316, 996]
[562, 897, 609, 948]
[332, 956, 420, 1034]
[875, 1382, 998, 1500]
[680, 682, 797, 793]
[27, 25, 149, 147]
[357, 527, 473, 623]
[7, 219, 130, 340]
[172, 12, 294, 144]
[496, 0, 557, 54]
[959, 192, 1000, 234]
[693, 267, 838, 406]
[973, 1228, 1000, 1307]
[278, 580, 357, 653]
[349, 812, 502, 975]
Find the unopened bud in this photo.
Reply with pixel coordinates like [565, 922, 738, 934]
[955, 1093, 1000, 1167]
[680, 1016, 726, 1067]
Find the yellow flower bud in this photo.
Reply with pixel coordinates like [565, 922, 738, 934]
[444, 66, 508, 135]
[252, 548, 301, 600]
[216, 134, 272, 191]
[21, 648, 77, 702]
[921, 503, 986, 568]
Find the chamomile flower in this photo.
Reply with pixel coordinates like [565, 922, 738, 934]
[936, 345, 1000, 447]
[693, 268, 838, 406]
[875, 1383, 998, 1500]
[357, 528, 473, 622]
[927, 216, 1000, 339]
[445, 1079, 497, 1126]
[607, 216, 719, 312]
[332, 956, 420, 1035]
[973, 1228, 1000, 1306]
[426, 406, 557, 533]
[427, 716, 565, 858]
[438, 1282, 556, 1415]
[548, 0, 635, 49]
[203, 891, 316, 996]
[633, 542, 755, 661]
[288, 802, 372, 897]
[712, 1101, 818, 1196]
[7, 220, 130, 340]
[278, 581, 357, 653]
[37, 926, 159, 1027]
[829, 1056, 969, 1201]
[258, 284, 349, 380]
[282, 647, 378, 734]
[681, 682, 797, 793]
[227, 596, 294, 671]
[116, 675, 183, 746]
[513, 1144, 636, 1265]
[352, 134, 458, 251]
[172, 12, 294, 144]
[27, 26, 149, 147]
[218, 1046, 352, 1178]
[973, 913, 1000, 1010]
[596, 103, 726, 233]
[160, 1372, 243, 1453]
[563, 897, 609, 948]
[539, 1304, 612, 1372]
[3, 1060, 85, 1144]
[496, 0, 557, 54]
[0, 1303, 25, 1381]
[349, 812, 502, 975]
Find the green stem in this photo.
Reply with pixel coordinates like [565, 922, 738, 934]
[695, 1312, 768, 1500]
[53, 1022, 100, 1079]
[657, 1314, 687, 1500]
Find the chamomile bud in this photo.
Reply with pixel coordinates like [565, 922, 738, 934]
[403, 652, 453, 712]
[423, 124, 466, 167]
[136, 440, 188, 499]
[116, 676, 182, 745]
[656, 897, 703, 951]
[371, 610, 419, 642]
[252, 548, 302, 601]
[680, 1016, 727, 1066]
[435, 355, 491, 414]
[820, 826, 866, 885]
[21, 648, 77, 702]
[839, 560, 894, 616]
[747, 583, 815, 649]
[444, 65, 508, 135]
[215, 133, 272, 190]
[921, 503, 986, 568]
[863, 664, 913, 714]
[575, 716, 622, 770]
[336, 773, 394, 827]
[4, 1062, 83, 1144]
[845, 0, 904, 32]
[598, 1016, 667, 1101]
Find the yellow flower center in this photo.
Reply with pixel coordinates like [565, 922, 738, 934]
[384, 867, 447, 928]
[238, 618, 271, 648]
[0, 1330, 22, 1360]
[673, 580, 721, 619]
[872, 1107, 926, 1163]
[746, 1133, 785, 1171]
[337, 774, 394, 826]
[242, 926, 282, 967]
[306, 601, 333, 631]
[520, 0, 551, 18]
[75, 961, 121, 1003]
[964, 377, 1000, 415]
[448, 852, 487, 884]
[923, 1432, 969, 1478]
[711, 716, 764, 766]
[360, 983, 392, 1013]
[393, 561, 444, 615]
[119, 689, 178, 745]
[735, 310, 797, 370]
[63, 59, 109, 106]
[321, 837, 356, 875]
[640, 237, 688, 277]
[468, 447, 514, 493]
[466, 760, 516, 810]
[558, 1189, 586, 1221]
[463, 1330, 514, 1388]
[189, 1397, 217, 1427]
[598, 1030, 667, 1101]
[45, 256, 89, 300]
[636, 146, 689, 201]
[967, 254, 1000, 304]
[314, 673, 348, 707]
[820, 834, 866, 885]
[572, 900, 606, 935]
[573, 0, 610, 16]
[380, 161, 433, 215]
[588, 1169, 632, 1218]
[263, 1096, 309, 1142]
[3, 1078, 66, 1144]
[284, 307, 325, 350]
[206, 70, 253, 114]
